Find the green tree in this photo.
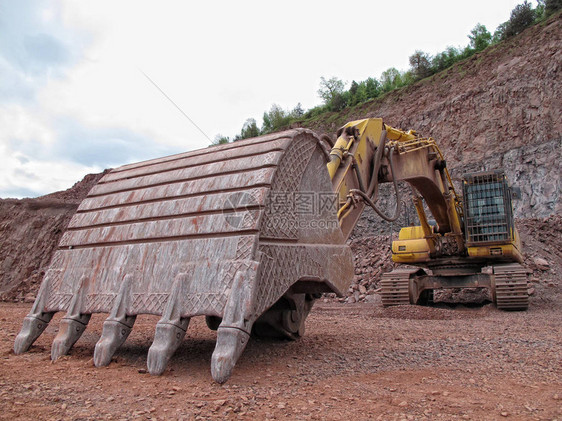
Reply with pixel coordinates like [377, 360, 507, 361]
[262, 104, 292, 134]
[332, 91, 348, 111]
[237, 118, 259, 140]
[545, 0, 562, 16]
[504, 1, 536, 38]
[317, 76, 346, 110]
[349, 80, 360, 105]
[211, 134, 230, 146]
[536, 0, 546, 19]
[348, 80, 374, 105]
[431, 46, 460, 72]
[364, 77, 380, 99]
[380, 68, 403, 92]
[401, 71, 415, 86]
[356, 82, 368, 103]
[469, 23, 492, 51]
[409, 50, 433, 80]
[459, 44, 476, 60]
[492, 21, 508, 43]
[291, 103, 304, 118]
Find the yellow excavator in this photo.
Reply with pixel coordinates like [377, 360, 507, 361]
[328, 118, 526, 309]
[14, 118, 527, 383]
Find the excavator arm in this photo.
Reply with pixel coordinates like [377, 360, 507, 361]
[328, 118, 464, 251]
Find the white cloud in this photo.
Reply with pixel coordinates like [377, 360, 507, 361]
[0, 104, 96, 197]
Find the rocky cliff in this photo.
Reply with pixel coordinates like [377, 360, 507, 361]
[0, 172, 107, 300]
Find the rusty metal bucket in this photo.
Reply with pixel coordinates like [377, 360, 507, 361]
[14, 129, 353, 383]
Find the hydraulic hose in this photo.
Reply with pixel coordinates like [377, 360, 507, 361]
[320, 134, 335, 147]
[350, 154, 367, 193]
[318, 135, 333, 162]
[350, 146, 402, 222]
[367, 130, 388, 201]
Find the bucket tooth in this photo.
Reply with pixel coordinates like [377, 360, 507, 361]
[14, 314, 53, 355]
[147, 319, 189, 375]
[51, 314, 91, 361]
[51, 275, 91, 361]
[93, 318, 136, 366]
[14, 277, 54, 354]
[147, 273, 190, 375]
[94, 274, 136, 367]
[211, 327, 250, 384]
[211, 271, 255, 383]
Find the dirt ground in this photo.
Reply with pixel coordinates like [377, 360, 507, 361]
[1, 280, 560, 421]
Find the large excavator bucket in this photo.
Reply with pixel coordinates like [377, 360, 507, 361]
[14, 129, 353, 383]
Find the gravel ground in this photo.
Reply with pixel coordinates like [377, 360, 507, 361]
[1, 281, 560, 421]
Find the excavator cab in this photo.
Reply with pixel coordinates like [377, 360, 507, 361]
[462, 171, 523, 263]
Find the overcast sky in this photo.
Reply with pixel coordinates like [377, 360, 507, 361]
[0, 0, 530, 198]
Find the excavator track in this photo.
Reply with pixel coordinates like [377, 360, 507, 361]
[380, 269, 416, 306]
[492, 263, 529, 310]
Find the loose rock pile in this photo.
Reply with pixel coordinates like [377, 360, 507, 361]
[345, 235, 395, 303]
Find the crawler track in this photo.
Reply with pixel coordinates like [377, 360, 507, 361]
[380, 269, 414, 306]
[493, 263, 529, 310]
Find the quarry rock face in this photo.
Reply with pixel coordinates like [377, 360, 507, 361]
[0, 173, 107, 299]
